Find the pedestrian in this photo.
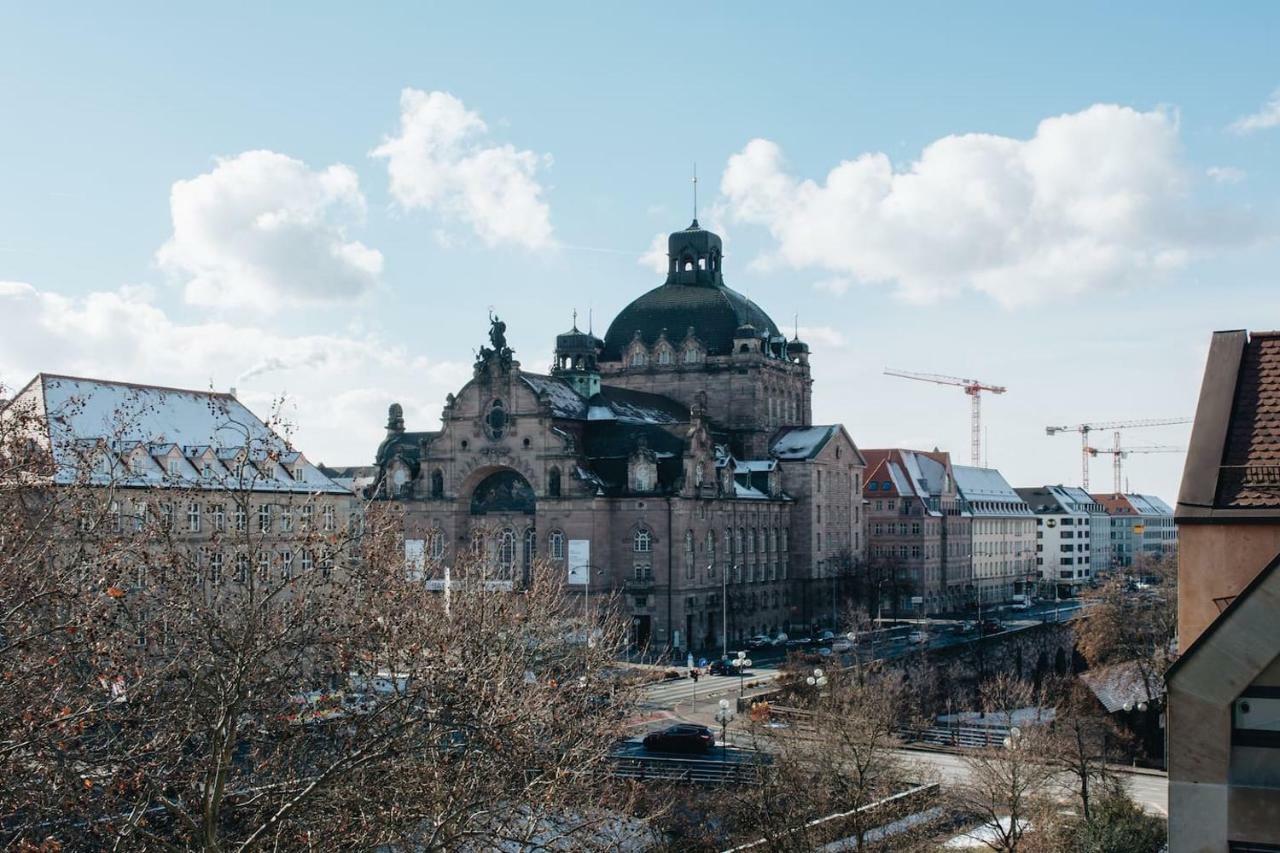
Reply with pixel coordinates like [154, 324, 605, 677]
[691, 668, 700, 684]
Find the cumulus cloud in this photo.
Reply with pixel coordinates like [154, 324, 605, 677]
[1229, 89, 1280, 134]
[720, 104, 1243, 307]
[638, 232, 668, 274]
[1206, 165, 1246, 184]
[796, 325, 846, 348]
[0, 281, 467, 465]
[372, 89, 554, 250]
[156, 151, 382, 311]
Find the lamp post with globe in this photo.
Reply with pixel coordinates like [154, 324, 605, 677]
[715, 698, 736, 757]
[732, 650, 753, 699]
[806, 667, 828, 703]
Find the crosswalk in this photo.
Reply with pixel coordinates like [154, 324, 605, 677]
[640, 668, 780, 709]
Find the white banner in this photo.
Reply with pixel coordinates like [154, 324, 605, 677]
[567, 539, 590, 585]
[404, 539, 425, 580]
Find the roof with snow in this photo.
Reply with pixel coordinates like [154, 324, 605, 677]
[520, 373, 688, 424]
[1079, 660, 1163, 713]
[954, 465, 1032, 515]
[770, 425, 837, 459]
[6, 373, 350, 494]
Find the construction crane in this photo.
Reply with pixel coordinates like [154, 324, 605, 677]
[1045, 418, 1192, 490]
[1085, 440, 1184, 495]
[884, 368, 1007, 466]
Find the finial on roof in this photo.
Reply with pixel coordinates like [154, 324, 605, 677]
[692, 162, 698, 224]
[572, 308, 578, 331]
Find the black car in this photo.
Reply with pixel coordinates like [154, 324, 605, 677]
[814, 630, 836, 646]
[642, 724, 715, 754]
[708, 659, 733, 676]
[980, 619, 1004, 636]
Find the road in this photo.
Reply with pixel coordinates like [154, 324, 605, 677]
[638, 667, 781, 718]
[896, 748, 1167, 816]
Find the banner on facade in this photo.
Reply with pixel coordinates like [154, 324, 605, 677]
[404, 538, 425, 581]
[567, 539, 590, 585]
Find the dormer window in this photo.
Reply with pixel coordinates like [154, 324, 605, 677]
[291, 465, 305, 482]
[684, 347, 700, 364]
[628, 349, 647, 368]
[658, 349, 672, 365]
[167, 457, 179, 477]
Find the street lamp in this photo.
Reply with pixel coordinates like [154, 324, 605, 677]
[715, 698, 736, 757]
[806, 667, 828, 699]
[732, 650, 753, 699]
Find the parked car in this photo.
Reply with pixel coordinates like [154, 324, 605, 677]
[907, 630, 929, 645]
[980, 619, 1004, 636]
[1010, 600, 1032, 611]
[830, 638, 854, 653]
[815, 630, 836, 646]
[746, 635, 772, 649]
[771, 633, 790, 646]
[642, 724, 715, 754]
[708, 659, 733, 676]
[786, 636, 814, 648]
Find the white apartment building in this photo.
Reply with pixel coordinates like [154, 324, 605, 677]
[1015, 485, 1096, 596]
[954, 466, 1037, 605]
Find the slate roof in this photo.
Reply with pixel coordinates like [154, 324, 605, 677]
[5, 373, 350, 494]
[601, 278, 781, 360]
[1079, 661, 1163, 713]
[1217, 331, 1280, 509]
[954, 465, 1032, 515]
[520, 373, 688, 425]
[770, 425, 837, 460]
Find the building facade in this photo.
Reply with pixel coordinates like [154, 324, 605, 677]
[1170, 329, 1280, 852]
[953, 466, 1036, 606]
[1016, 485, 1096, 597]
[1, 374, 358, 627]
[369, 220, 866, 653]
[1092, 492, 1178, 569]
[863, 448, 971, 614]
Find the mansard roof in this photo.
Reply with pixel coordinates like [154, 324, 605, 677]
[4, 373, 349, 494]
[520, 373, 688, 424]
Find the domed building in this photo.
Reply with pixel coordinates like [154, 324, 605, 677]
[369, 221, 866, 654]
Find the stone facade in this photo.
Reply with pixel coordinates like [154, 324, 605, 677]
[370, 221, 866, 654]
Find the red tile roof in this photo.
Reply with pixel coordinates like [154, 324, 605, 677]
[1217, 331, 1280, 509]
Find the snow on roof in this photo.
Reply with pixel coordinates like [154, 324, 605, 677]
[886, 462, 916, 497]
[1127, 493, 1173, 515]
[520, 374, 588, 419]
[734, 481, 770, 500]
[735, 459, 776, 473]
[21, 374, 349, 494]
[770, 425, 836, 459]
[954, 466, 1032, 514]
[1079, 660, 1163, 713]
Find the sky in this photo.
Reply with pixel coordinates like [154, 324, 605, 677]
[2, 2, 1279, 503]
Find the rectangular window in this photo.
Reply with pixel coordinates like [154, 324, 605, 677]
[235, 552, 249, 584]
[280, 509, 293, 533]
[187, 502, 201, 533]
[210, 503, 225, 532]
[258, 504, 272, 534]
[280, 550, 293, 581]
[301, 550, 314, 573]
[257, 551, 272, 581]
[234, 504, 247, 532]
[110, 501, 122, 533]
[323, 505, 335, 532]
[209, 551, 223, 585]
[134, 502, 146, 531]
[301, 504, 313, 530]
[160, 502, 174, 531]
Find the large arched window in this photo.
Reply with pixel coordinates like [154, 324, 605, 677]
[548, 530, 565, 560]
[497, 528, 516, 575]
[634, 528, 651, 553]
[523, 527, 536, 577]
[548, 467, 561, 498]
[430, 529, 445, 560]
[430, 469, 444, 499]
[684, 530, 695, 579]
[470, 470, 536, 515]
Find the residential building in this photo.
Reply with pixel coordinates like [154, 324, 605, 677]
[863, 448, 971, 614]
[1092, 492, 1178, 568]
[1169, 329, 1280, 852]
[953, 466, 1037, 605]
[1015, 485, 1095, 596]
[0, 374, 357, 625]
[367, 219, 866, 652]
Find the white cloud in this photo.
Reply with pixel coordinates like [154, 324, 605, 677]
[720, 104, 1240, 307]
[1229, 89, 1280, 134]
[813, 277, 852, 296]
[1206, 165, 1246, 184]
[796, 325, 846, 348]
[0, 281, 468, 466]
[372, 89, 554, 250]
[638, 232, 668, 274]
[156, 150, 382, 311]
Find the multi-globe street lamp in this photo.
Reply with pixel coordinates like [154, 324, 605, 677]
[732, 650, 752, 699]
[715, 698, 735, 757]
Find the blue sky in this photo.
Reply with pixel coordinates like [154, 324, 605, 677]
[2, 2, 1278, 501]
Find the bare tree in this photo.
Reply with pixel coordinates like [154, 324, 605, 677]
[952, 674, 1059, 853]
[1041, 678, 1131, 825]
[0, 387, 642, 850]
[1075, 552, 1177, 701]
